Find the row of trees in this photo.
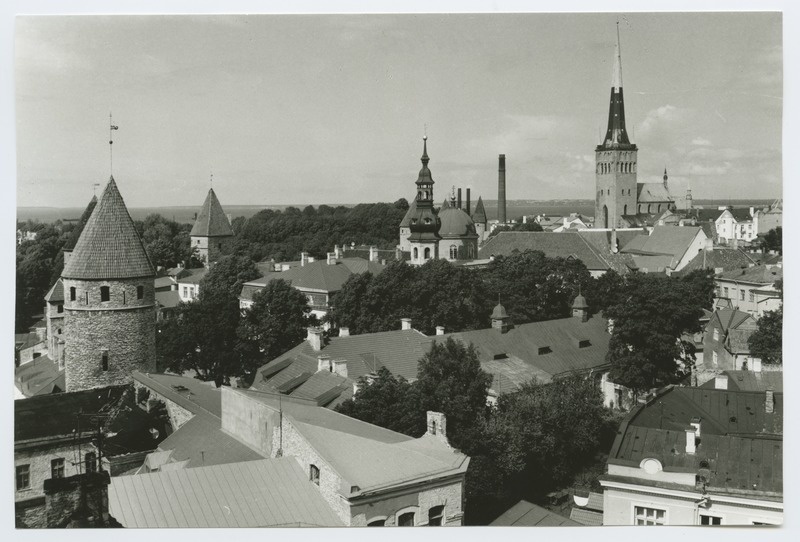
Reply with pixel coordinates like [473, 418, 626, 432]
[336, 338, 618, 524]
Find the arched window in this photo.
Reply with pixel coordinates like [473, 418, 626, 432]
[449, 245, 458, 259]
[413, 248, 418, 260]
[657, 204, 662, 213]
[309, 464, 320, 485]
[70, 287, 76, 301]
[623, 205, 628, 216]
[137, 285, 144, 299]
[428, 506, 445, 526]
[424, 247, 431, 260]
[367, 518, 386, 527]
[398, 512, 415, 527]
[647, 204, 652, 213]
[100, 286, 110, 302]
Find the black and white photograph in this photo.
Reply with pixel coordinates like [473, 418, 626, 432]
[6, 2, 788, 533]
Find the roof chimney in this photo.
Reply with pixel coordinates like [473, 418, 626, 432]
[317, 355, 331, 373]
[457, 188, 462, 210]
[307, 327, 323, 351]
[369, 246, 378, 262]
[690, 416, 701, 438]
[766, 388, 774, 414]
[301, 252, 309, 266]
[332, 359, 348, 378]
[466, 188, 471, 214]
[498, 154, 507, 223]
[339, 327, 350, 338]
[400, 318, 412, 331]
[426, 411, 448, 443]
[334, 244, 342, 259]
[435, 326, 445, 336]
[685, 426, 697, 454]
[327, 252, 337, 265]
[714, 374, 728, 390]
[752, 358, 762, 373]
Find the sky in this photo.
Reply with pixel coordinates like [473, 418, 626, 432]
[14, 12, 782, 208]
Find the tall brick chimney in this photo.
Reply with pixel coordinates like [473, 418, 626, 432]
[466, 188, 471, 214]
[457, 188, 462, 210]
[498, 154, 507, 223]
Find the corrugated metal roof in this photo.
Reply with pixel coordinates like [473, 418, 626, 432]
[133, 372, 222, 418]
[478, 231, 611, 270]
[62, 177, 155, 280]
[190, 188, 234, 237]
[491, 500, 580, 526]
[108, 458, 342, 527]
[701, 371, 783, 393]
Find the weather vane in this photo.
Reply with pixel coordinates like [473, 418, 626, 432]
[109, 112, 119, 176]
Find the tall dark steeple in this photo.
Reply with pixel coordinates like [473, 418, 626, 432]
[407, 136, 441, 264]
[595, 23, 638, 229]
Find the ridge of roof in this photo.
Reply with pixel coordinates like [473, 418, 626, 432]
[62, 177, 155, 280]
[190, 188, 234, 237]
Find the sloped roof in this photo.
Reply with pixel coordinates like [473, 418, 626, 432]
[15, 355, 65, 398]
[437, 316, 611, 391]
[471, 196, 487, 224]
[718, 264, 782, 285]
[399, 197, 418, 228]
[156, 414, 265, 468]
[708, 308, 754, 333]
[478, 232, 611, 271]
[569, 508, 603, 526]
[176, 267, 208, 285]
[636, 182, 673, 203]
[607, 386, 782, 496]
[133, 371, 223, 418]
[622, 226, 702, 257]
[15, 332, 44, 351]
[719, 208, 754, 222]
[155, 290, 181, 309]
[491, 500, 579, 526]
[701, 371, 783, 393]
[438, 207, 477, 238]
[108, 458, 342, 527]
[62, 177, 155, 280]
[44, 279, 64, 303]
[190, 188, 234, 237]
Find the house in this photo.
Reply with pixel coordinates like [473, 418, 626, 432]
[753, 200, 782, 235]
[601, 385, 783, 525]
[176, 267, 208, 302]
[715, 264, 782, 316]
[715, 207, 756, 244]
[239, 256, 385, 319]
[619, 225, 708, 274]
[490, 500, 579, 526]
[43, 278, 65, 365]
[131, 372, 469, 527]
[700, 308, 761, 375]
[14, 355, 64, 399]
[673, 247, 755, 277]
[15, 331, 47, 366]
[14, 384, 168, 527]
[700, 370, 782, 393]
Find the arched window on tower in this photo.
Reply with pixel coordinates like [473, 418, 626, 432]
[100, 286, 110, 302]
[623, 205, 628, 216]
[413, 248, 418, 260]
[449, 245, 458, 260]
[424, 247, 431, 260]
[70, 287, 76, 301]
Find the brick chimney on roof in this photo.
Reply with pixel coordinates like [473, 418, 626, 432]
[766, 388, 774, 414]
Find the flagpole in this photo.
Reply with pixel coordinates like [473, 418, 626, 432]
[109, 112, 113, 177]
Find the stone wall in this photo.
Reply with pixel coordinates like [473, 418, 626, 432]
[220, 388, 278, 457]
[349, 478, 465, 526]
[191, 235, 234, 265]
[63, 278, 155, 392]
[135, 382, 195, 432]
[15, 496, 46, 528]
[15, 441, 98, 502]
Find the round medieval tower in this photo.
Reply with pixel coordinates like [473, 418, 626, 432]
[61, 176, 156, 391]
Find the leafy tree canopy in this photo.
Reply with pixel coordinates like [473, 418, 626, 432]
[748, 307, 782, 365]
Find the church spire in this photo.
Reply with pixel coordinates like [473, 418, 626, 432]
[601, 23, 633, 148]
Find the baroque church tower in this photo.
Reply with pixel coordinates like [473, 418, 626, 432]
[407, 137, 441, 264]
[61, 176, 156, 391]
[595, 26, 638, 229]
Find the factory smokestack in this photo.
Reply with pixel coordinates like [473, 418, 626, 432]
[457, 188, 462, 210]
[498, 154, 507, 223]
[466, 188, 471, 214]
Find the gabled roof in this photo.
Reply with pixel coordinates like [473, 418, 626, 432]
[155, 290, 181, 309]
[701, 371, 783, 393]
[44, 278, 64, 303]
[621, 226, 704, 271]
[636, 182, 673, 203]
[718, 208, 753, 222]
[717, 264, 782, 285]
[708, 308, 754, 334]
[62, 177, 155, 280]
[190, 188, 234, 237]
[607, 386, 782, 496]
[491, 500, 579, 526]
[478, 231, 612, 271]
[108, 458, 342, 528]
[471, 196, 487, 224]
[15, 355, 64, 398]
[176, 267, 208, 285]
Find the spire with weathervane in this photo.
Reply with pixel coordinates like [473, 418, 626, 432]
[601, 23, 634, 149]
[407, 136, 441, 264]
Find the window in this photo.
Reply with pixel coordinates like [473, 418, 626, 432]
[712, 351, 718, 366]
[713, 328, 719, 341]
[16, 465, 30, 490]
[634, 506, 666, 525]
[740, 290, 745, 301]
[749, 291, 755, 302]
[101, 350, 109, 371]
[100, 286, 110, 302]
[428, 506, 445, 526]
[579, 340, 591, 348]
[51, 458, 65, 479]
[424, 247, 431, 260]
[700, 514, 722, 525]
[85, 292, 89, 305]
[367, 519, 386, 526]
[413, 248, 418, 260]
[538, 346, 552, 355]
[723, 287, 729, 297]
[57, 304, 64, 314]
[309, 464, 320, 485]
[183, 286, 188, 298]
[449, 245, 458, 259]
[398, 512, 415, 527]
[137, 285, 144, 299]
[70, 287, 76, 301]
[85, 452, 97, 474]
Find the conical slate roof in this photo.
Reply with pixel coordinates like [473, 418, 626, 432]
[62, 177, 155, 280]
[471, 196, 487, 224]
[191, 188, 234, 237]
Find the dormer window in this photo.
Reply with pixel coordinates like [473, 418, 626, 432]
[309, 464, 320, 485]
[578, 340, 591, 348]
[493, 353, 508, 360]
[538, 346, 552, 355]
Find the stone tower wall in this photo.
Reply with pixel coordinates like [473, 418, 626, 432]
[191, 234, 234, 265]
[62, 278, 155, 392]
[595, 148, 638, 228]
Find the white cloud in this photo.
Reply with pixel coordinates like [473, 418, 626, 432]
[691, 137, 712, 146]
[637, 105, 679, 137]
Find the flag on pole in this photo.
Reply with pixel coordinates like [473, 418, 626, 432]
[110, 125, 119, 130]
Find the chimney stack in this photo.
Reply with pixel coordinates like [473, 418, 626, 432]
[327, 252, 337, 265]
[685, 426, 697, 454]
[436, 326, 445, 336]
[400, 318, 412, 331]
[426, 411, 448, 442]
[766, 388, 774, 414]
[334, 244, 342, 259]
[307, 327, 323, 351]
[752, 358, 762, 372]
[339, 327, 350, 337]
[369, 246, 378, 262]
[457, 188, 462, 210]
[714, 374, 729, 390]
[301, 252, 309, 266]
[498, 154, 507, 223]
[466, 188, 471, 214]
[332, 360, 348, 378]
[317, 355, 332, 373]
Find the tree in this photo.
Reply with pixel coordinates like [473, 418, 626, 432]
[748, 307, 782, 364]
[239, 279, 317, 362]
[136, 214, 193, 269]
[760, 226, 782, 255]
[604, 272, 708, 394]
[584, 268, 624, 315]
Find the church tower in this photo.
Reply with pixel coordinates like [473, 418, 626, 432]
[407, 137, 441, 265]
[191, 188, 235, 266]
[595, 25, 638, 229]
[61, 176, 156, 391]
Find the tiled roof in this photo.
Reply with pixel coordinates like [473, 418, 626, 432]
[491, 500, 579, 526]
[44, 278, 64, 303]
[62, 177, 155, 280]
[15, 355, 65, 398]
[15, 332, 44, 351]
[15, 384, 129, 441]
[569, 508, 603, 526]
[621, 225, 702, 259]
[155, 290, 181, 309]
[156, 413, 265, 468]
[720, 208, 753, 222]
[701, 371, 782, 393]
[478, 231, 612, 271]
[718, 264, 782, 285]
[437, 316, 610, 391]
[636, 182, 673, 203]
[108, 457, 343, 527]
[399, 197, 418, 228]
[190, 188, 234, 237]
[176, 267, 208, 285]
[708, 308, 754, 334]
[675, 248, 754, 276]
[607, 386, 782, 495]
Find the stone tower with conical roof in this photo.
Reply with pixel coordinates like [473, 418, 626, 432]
[406, 137, 441, 265]
[595, 25, 638, 229]
[61, 176, 156, 391]
[191, 188, 234, 265]
[471, 196, 488, 243]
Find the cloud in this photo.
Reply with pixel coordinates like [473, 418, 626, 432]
[637, 105, 679, 138]
[691, 137, 712, 146]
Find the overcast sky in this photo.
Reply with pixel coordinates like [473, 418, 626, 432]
[15, 12, 782, 208]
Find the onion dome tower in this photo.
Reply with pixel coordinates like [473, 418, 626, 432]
[191, 187, 235, 266]
[61, 176, 156, 391]
[407, 137, 441, 265]
[595, 24, 638, 229]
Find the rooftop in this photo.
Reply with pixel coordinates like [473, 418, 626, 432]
[478, 231, 613, 271]
[44, 278, 64, 303]
[701, 370, 783, 393]
[176, 267, 208, 285]
[14, 355, 64, 398]
[108, 457, 342, 527]
[154, 290, 181, 309]
[675, 247, 755, 276]
[636, 182, 673, 203]
[133, 371, 223, 418]
[718, 264, 783, 284]
[190, 187, 234, 238]
[491, 500, 579, 526]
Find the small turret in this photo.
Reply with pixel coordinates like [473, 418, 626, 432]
[572, 292, 589, 322]
[491, 301, 512, 333]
